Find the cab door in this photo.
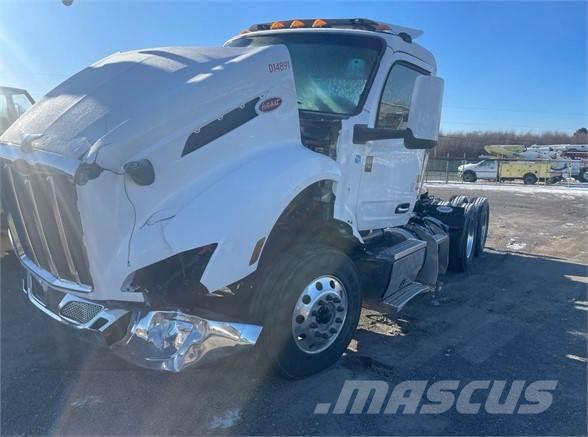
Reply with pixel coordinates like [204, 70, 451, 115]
[476, 160, 498, 179]
[353, 54, 430, 230]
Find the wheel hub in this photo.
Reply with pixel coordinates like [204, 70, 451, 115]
[291, 275, 348, 354]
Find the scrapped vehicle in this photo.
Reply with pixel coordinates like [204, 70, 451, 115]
[458, 159, 566, 184]
[0, 18, 491, 377]
[0, 87, 34, 135]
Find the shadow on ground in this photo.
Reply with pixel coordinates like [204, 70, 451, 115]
[1, 249, 586, 435]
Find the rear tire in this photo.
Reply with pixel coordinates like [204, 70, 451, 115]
[448, 204, 478, 272]
[472, 197, 489, 256]
[578, 167, 588, 183]
[523, 173, 538, 185]
[254, 244, 361, 378]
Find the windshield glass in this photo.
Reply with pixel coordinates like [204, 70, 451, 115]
[228, 33, 383, 115]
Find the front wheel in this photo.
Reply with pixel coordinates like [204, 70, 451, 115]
[255, 244, 362, 378]
[462, 171, 477, 183]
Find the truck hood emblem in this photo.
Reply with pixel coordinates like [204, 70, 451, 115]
[259, 97, 282, 113]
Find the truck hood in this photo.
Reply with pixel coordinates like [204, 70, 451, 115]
[0, 45, 294, 169]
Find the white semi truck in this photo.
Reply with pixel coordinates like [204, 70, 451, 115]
[0, 18, 490, 377]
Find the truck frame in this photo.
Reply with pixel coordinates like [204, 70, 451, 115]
[0, 18, 490, 377]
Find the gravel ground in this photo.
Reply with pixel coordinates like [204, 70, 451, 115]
[1, 186, 586, 436]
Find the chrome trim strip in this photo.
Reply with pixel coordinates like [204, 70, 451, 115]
[24, 176, 60, 278]
[20, 255, 92, 293]
[5, 166, 39, 265]
[0, 143, 79, 176]
[47, 175, 81, 283]
[6, 215, 24, 256]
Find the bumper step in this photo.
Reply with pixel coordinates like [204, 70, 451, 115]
[383, 282, 431, 312]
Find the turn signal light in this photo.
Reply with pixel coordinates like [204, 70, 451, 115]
[375, 23, 391, 31]
[312, 19, 328, 28]
[270, 21, 285, 29]
[290, 20, 305, 28]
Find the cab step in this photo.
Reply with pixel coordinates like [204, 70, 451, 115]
[382, 282, 431, 312]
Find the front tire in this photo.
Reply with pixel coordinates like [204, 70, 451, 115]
[462, 171, 477, 183]
[255, 244, 361, 378]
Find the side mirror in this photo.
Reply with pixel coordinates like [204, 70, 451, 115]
[353, 75, 444, 149]
[405, 75, 444, 149]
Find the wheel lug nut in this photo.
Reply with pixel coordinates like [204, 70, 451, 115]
[318, 300, 325, 306]
[333, 298, 341, 304]
[335, 317, 342, 323]
[337, 306, 344, 312]
[329, 328, 337, 334]
[326, 295, 333, 301]
[315, 331, 322, 337]
[310, 322, 318, 328]
[322, 333, 329, 339]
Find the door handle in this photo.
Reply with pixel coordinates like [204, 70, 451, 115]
[395, 203, 411, 214]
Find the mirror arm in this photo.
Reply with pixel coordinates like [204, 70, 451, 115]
[353, 124, 405, 144]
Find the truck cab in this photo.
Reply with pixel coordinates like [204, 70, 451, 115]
[459, 160, 499, 182]
[0, 18, 489, 377]
[226, 21, 441, 230]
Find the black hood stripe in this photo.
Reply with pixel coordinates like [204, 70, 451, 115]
[182, 97, 260, 157]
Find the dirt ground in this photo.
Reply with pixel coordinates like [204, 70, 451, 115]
[1, 185, 587, 436]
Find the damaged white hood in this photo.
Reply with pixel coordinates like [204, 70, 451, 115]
[1, 45, 292, 169]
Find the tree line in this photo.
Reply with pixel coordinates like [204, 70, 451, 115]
[432, 128, 588, 158]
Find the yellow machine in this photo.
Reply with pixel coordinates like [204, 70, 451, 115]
[499, 161, 561, 184]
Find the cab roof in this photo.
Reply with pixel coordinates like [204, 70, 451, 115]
[227, 21, 436, 71]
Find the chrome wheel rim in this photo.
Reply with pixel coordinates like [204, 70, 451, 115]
[291, 275, 348, 354]
[466, 221, 475, 258]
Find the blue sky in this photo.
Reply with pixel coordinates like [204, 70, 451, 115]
[1, 1, 586, 133]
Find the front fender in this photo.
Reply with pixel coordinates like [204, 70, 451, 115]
[148, 144, 341, 292]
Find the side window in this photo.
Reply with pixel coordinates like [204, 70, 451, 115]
[12, 93, 33, 117]
[376, 63, 424, 129]
[0, 95, 8, 119]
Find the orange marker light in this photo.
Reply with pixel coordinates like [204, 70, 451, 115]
[270, 21, 285, 29]
[375, 23, 391, 31]
[290, 20, 305, 28]
[312, 19, 328, 28]
[239, 29, 250, 35]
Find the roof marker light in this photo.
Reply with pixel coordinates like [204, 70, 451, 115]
[375, 23, 391, 31]
[290, 20, 305, 28]
[270, 21, 285, 29]
[312, 19, 328, 28]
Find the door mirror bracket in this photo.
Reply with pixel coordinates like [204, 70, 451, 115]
[353, 124, 437, 149]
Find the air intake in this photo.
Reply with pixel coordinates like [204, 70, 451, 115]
[60, 301, 103, 324]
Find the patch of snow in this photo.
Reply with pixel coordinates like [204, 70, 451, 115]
[424, 182, 588, 196]
[209, 408, 241, 430]
[506, 239, 527, 250]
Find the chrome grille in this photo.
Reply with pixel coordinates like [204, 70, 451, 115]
[1, 159, 93, 289]
[59, 300, 102, 324]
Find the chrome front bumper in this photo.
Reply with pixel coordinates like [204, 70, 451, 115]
[22, 271, 262, 372]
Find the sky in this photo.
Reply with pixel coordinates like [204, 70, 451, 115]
[0, 0, 587, 134]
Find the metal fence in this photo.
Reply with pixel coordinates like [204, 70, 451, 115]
[423, 157, 585, 186]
